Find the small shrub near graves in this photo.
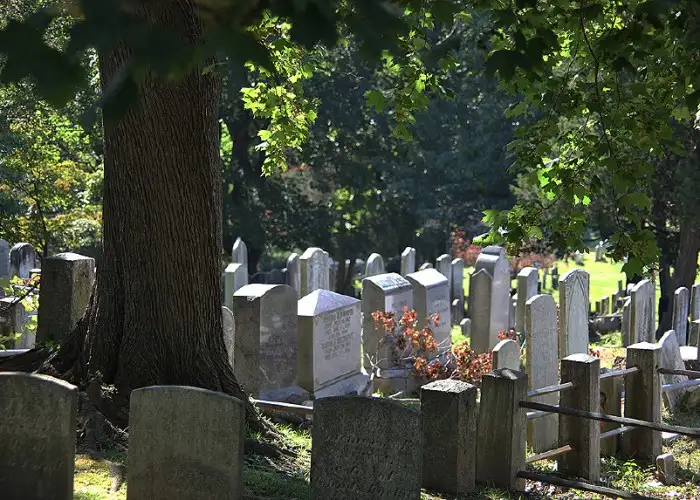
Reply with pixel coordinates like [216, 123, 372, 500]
[0, 275, 38, 349]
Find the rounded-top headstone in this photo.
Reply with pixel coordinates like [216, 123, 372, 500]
[9, 242, 36, 279]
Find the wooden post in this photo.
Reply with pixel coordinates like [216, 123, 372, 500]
[476, 369, 527, 491]
[622, 342, 662, 461]
[558, 354, 601, 481]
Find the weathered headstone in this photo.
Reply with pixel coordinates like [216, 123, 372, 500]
[459, 318, 471, 342]
[509, 294, 517, 330]
[421, 379, 476, 494]
[328, 258, 337, 292]
[622, 297, 632, 346]
[0, 296, 31, 348]
[630, 279, 654, 343]
[525, 294, 559, 452]
[286, 252, 301, 297]
[361, 273, 413, 371]
[601, 296, 610, 315]
[0, 373, 77, 500]
[223, 263, 248, 310]
[516, 267, 538, 334]
[0, 239, 9, 277]
[419, 262, 433, 270]
[400, 247, 416, 276]
[222, 306, 235, 370]
[473, 246, 510, 349]
[37, 253, 96, 345]
[492, 339, 520, 370]
[672, 287, 689, 346]
[128, 386, 244, 500]
[691, 284, 700, 322]
[451, 257, 465, 307]
[468, 269, 492, 354]
[658, 330, 689, 412]
[311, 397, 421, 500]
[595, 300, 601, 315]
[300, 247, 330, 297]
[9, 243, 35, 279]
[436, 254, 452, 290]
[232, 284, 298, 397]
[365, 253, 385, 278]
[656, 453, 677, 486]
[559, 269, 590, 358]
[406, 268, 451, 353]
[231, 237, 248, 269]
[451, 298, 463, 324]
[298, 290, 368, 397]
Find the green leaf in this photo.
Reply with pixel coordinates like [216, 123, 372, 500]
[365, 90, 388, 112]
[618, 192, 651, 210]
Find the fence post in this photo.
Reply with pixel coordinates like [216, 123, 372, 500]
[622, 342, 662, 461]
[476, 369, 527, 491]
[558, 353, 601, 481]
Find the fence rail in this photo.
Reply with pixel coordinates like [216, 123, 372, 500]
[526, 381, 574, 398]
[526, 444, 572, 464]
[599, 367, 639, 380]
[517, 471, 657, 500]
[658, 367, 700, 378]
[251, 399, 313, 417]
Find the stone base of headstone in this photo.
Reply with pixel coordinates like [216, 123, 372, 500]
[259, 386, 310, 405]
[311, 371, 371, 400]
[373, 366, 422, 394]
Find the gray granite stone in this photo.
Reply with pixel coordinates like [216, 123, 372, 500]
[468, 269, 492, 353]
[436, 254, 452, 290]
[10, 243, 35, 279]
[286, 252, 301, 297]
[492, 339, 520, 370]
[128, 386, 244, 500]
[0, 373, 77, 500]
[311, 396, 421, 500]
[658, 330, 689, 412]
[631, 280, 654, 343]
[451, 258, 465, 307]
[365, 253, 385, 278]
[300, 247, 330, 297]
[223, 263, 248, 310]
[672, 287, 689, 345]
[559, 269, 590, 358]
[656, 453, 676, 485]
[474, 246, 510, 349]
[516, 267, 538, 334]
[406, 268, 451, 353]
[451, 298, 463, 324]
[459, 317, 471, 342]
[400, 247, 416, 276]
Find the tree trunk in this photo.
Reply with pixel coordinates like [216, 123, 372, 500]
[56, 1, 262, 430]
[673, 223, 700, 291]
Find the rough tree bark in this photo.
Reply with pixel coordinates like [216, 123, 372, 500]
[52, 1, 264, 430]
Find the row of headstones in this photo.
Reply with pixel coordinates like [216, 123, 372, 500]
[593, 279, 628, 315]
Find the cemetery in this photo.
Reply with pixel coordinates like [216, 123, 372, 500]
[1, 1, 700, 499]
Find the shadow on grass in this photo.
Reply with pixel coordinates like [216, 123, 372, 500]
[244, 465, 310, 499]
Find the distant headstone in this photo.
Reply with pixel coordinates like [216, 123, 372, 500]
[400, 247, 416, 276]
[231, 237, 248, 269]
[525, 294, 559, 452]
[35, 253, 95, 345]
[509, 294, 517, 330]
[451, 298, 463, 324]
[516, 267, 538, 334]
[406, 269, 451, 353]
[672, 287, 689, 346]
[468, 269, 492, 354]
[473, 246, 510, 350]
[328, 258, 337, 292]
[223, 263, 248, 310]
[618, 280, 624, 294]
[128, 386, 244, 500]
[311, 397, 421, 500]
[595, 242, 605, 262]
[631, 280, 654, 343]
[9, 243, 35, 279]
[286, 253, 301, 297]
[0, 239, 9, 277]
[451, 258, 465, 305]
[622, 297, 632, 346]
[420, 262, 433, 270]
[0, 296, 32, 348]
[222, 306, 235, 370]
[656, 453, 677, 486]
[0, 373, 77, 500]
[361, 273, 413, 370]
[559, 269, 590, 358]
[690, 284, 700, 322]
[300, 247, 330, 297]
[658, 330, 689, 412]
[601, 296, 610, 315]
[267, 268, 285, 285]
[365, 253, 385, 278]
[436, 254, 452, 289]
[459, 318, 471, 342]
[232, 284, 298, 397]
[298, 290, 366, 397]
[492, 339, 520, 370]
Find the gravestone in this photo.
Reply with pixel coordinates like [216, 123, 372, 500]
[525, 294, 559, 452]
[361, 273, 413, 371]
[516, 267, 538, 334]
[509, 294, 517, 330]
[9, 243, 35, 279]
[311, 397, 421, 500]
[595, 301, 601, 315]
[601, 296, 610, 315]
[451, 298, 463, 324]
[37, 253, 96, 345]
[691, 284, 700, 322]
[672, 287, 689, 346]
[421, 379, 476, 494]
[559, 269, 590, 358]
[328, 258, 337, 292]
[473, 246, 510, 350]
[223, 263, 248, 310]
[459, 318, 471, 342]
[286, 252, 301, 297]
[300, 247, 330, 297]
[419, 262, 433, 270]
[365, 253, 385, 278]
[0, 373, 77, 500]
[468, 269, 492, 354]
[599, 367, 623, 457]
[231, 237, 248, 269]
[298, 290, 368, 397]
[400, 247, 416, 276]
[542, 268, 549, 289]
[436, 254, 452, 289]
[267, 268, 285, 285]
[658, 330, 689, 412]
[232, 284, 298, 397]
[622, 297, 632, 346]
[451, 258, 465, 308]
[406, 269, 451, 353]
[631, 280, 654, 343]
[128, 386, 244, 500]
[1, 296, 32, 348]
[222, 306, 235, 370]
[0, 239, 9, 277]
[492, 339, 520, 370]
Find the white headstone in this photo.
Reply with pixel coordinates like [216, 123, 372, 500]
[516, 267, 538, 334]
[406, 269, 451, 353]
[658, 330, 689, 412]
[231, 237, 248, 268]
[473, 246, 510, 349]
[401, 247, 416, 276]
[9, 243, 35, 279]
[419, 262, 433, 270]
[672, 287, 689, 346]
[525, 294, 559, 452]
[222, 306, 235, 370]
[365, 253, 385, 278]
[468, 269, 492, 354]
[559, 269, 590, 358]
[492, 339, 520, 370]
[630, 280, 654, 343]
[300, 247, 330, 297]
[0, 239, 9, 277]
[436, 254, 452, 290]
[223, 263, 248, 310]
[451, 258, 465, 306]
[286, 252, 301, 297]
